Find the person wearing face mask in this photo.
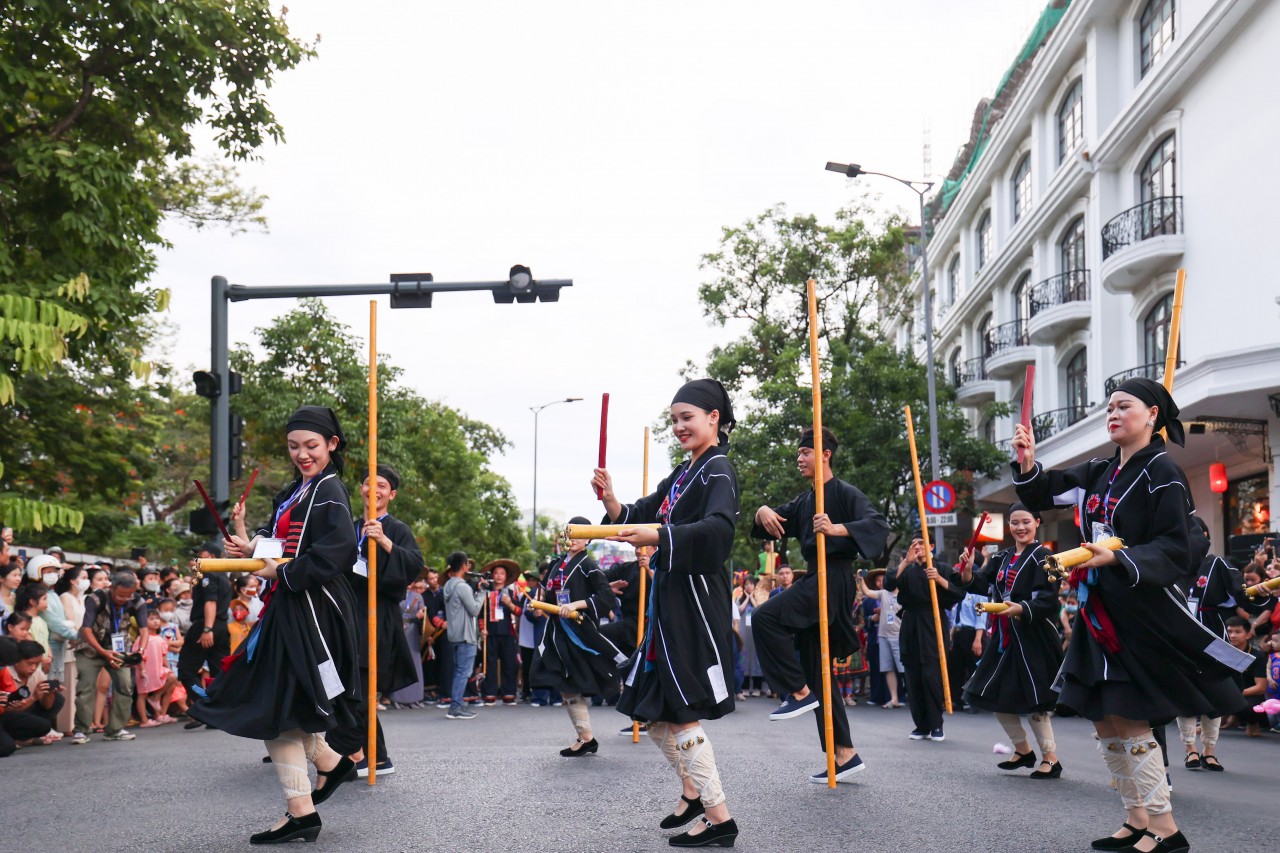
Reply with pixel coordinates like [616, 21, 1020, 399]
[30, 556, 78, 688]
[956, 503, 1063, 779]
[233, 575, 265, 625]
[171, 580, 194, 634]
[53, 566, 89, 734]
[137, 567, 163, 610]
[1013, 378, 1253, 853]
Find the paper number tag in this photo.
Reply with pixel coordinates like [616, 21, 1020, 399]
[254, 538, 285, 559]
[353, 557, 368, 578]
[556, 590, 570, 607]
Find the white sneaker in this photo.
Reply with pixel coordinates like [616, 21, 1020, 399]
[71, 731, 90, 745]
[103, 730, 137, 741]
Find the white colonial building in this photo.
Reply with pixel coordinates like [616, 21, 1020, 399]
[892, 0, 1280, 558]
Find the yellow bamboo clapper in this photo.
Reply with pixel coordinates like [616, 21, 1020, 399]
[1041, 537, 1124, 579]
[976, 601, 1012, 615]
[197, 558, 294, 573]
[565, 523, 661, 540]
[522, 594, 583, 623]
[1245, 576, 1280, 600]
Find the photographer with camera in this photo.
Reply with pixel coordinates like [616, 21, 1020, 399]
[71, 571, 148, 744]
[1, 638, 65, 754]
[442, 551, 484, 720]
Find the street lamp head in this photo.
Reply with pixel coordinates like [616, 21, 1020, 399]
[565, 397, 583, 402]
[825, 161, 863, 178]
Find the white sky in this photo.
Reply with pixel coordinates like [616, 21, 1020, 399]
[154, 0, 1047, 525]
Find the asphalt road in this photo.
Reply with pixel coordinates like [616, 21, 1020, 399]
[7, 697, 1275, 852]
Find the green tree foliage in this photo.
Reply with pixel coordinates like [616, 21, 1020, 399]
[232, 301, 528, 570]
[690, 204, 1007, 568]
[0, 1, 312, 534]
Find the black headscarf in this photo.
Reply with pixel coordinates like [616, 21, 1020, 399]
[671, 378, 736, 446]
[366, 463, 400, 491]
[285, 405, 348, 473]
[1008, 501, 1042, 522]
[1113, 377, 1184, 446]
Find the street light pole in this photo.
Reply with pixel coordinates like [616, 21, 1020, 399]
[530, 397, 583, 553]
[826, 162, 943, 542]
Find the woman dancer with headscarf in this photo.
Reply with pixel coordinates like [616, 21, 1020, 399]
[592, 378, 741, 849]
[192, 406, 362, 845]
[1012, 378, 1252, 853]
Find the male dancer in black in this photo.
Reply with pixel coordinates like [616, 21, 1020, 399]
[751, 426, 890, 783]
[328, 464, 424, 777]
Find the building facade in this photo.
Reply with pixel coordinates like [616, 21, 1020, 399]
[892, 0, 1279, 557]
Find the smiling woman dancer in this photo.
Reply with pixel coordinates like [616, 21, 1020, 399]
[592, 378, 740, 849]
[956, 503, 1063, 779]
[1012, 379, 1251, 853]
[191, 406, 361, 845]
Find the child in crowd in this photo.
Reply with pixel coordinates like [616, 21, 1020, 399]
[5, 611, 33, 641]
[135, 611, 178, 726]
[227, 599, 251, 653]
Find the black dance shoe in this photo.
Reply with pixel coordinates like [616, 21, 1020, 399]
[669, 817, 738, 848]
[660, 795, 705, 830]
[1090, 823, 1143, 850]
[1029, 759, 1063, 779]
[559, 737, 599, 757]
[249, 811, 321, 845]
[1143, 830, 1190, 853]
[996, 750, 1036, 770]
[310, 756, 356, 806]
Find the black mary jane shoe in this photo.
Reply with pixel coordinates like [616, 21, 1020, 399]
[669, 817, 738, 848]
[1183, 752, 1201, 770]
[1201, 754, 1224, 772]
[1090, 823, 1144, 850]
[996, 749, 1036, 771]
[1141, 829, 1190, 853]
[249, 811, 321, 845]
[660, 795, 705, 830]
[311, 756, 356, 806]
[1029, 759, 1063, 779]
[559, 737, 599, 758]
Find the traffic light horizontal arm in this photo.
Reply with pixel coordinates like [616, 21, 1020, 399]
[226, 280, 572, 302]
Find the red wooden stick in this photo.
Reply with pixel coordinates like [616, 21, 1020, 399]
[956, 511, 990, 569]
[1016, 365, 1035, 463]
[236, 467, 259, 510]
[595, 393, 610, 498]
[193, 479, 232, 541]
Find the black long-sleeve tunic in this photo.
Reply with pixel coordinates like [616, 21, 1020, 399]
[1185, 554, 1243, 640]
[349, 513, 424, 694]
[613, 445, 740, 724]
[602, 560, 642, 654]
[749, 476, 890, 656]
[1013, 436, 1252, 722]
[530, 550, 623, 696]
[191, 466, 362, 740]
[885, 561, 966, 667]
[960, 543, 1062, 714]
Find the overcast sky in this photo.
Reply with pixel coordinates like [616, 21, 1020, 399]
[154, 0, 1046, 526]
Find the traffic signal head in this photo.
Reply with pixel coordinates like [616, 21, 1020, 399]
[493, 265, 562, 304]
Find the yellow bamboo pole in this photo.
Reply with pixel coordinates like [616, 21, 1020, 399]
[903, 405, 953, 715]
[367, 300, 378, 785]
[806, 279, 837, 788]
[632, 427, 650, 743]
[1159, 269, 1186, 440]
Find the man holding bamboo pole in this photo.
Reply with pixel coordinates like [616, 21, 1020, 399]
[751, 426, 889, 783]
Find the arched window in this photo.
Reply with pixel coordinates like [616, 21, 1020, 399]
[1059, 216, 1086, 273]
[949, 349, 962, 385]
[1140, 0, 1175, 76]
[1012, 272, 1032, 326]
[976, 212, 993, 271]
[1012, 154, 1032, 224]
[981, 418, 995, 444]
[1140, 134, 1177, 236]
[978, 313, 994, 357]
[1143, 292, 1175, 366]
[947, 255, 961, 304]
[1058, 80, 1084, 164]
[1066, 348, 1089, 419]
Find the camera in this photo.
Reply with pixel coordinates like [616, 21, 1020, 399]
[465, 571, 492, 590]
[47, 679, 61, 692]
[119, 652, 143, 667]
[12, 685, 30, 701]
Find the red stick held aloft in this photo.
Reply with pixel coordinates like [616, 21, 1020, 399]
[955, 511, 990, 569]
[595, 393, 610, 498]
[236, 467, 259, 510]
[193, 479, 232, 541]
[1016, 365, 1035, 464]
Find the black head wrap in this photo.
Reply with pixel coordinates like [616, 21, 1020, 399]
[671, 379, 736, 446]
[285, 406, 348, 473]
[1008, 502, 1042, 522]
[366, 464, 400, 491]
[568, 515, 591, 526]
[798, 426, 838, 455]
[1112, 377, 1184, 446]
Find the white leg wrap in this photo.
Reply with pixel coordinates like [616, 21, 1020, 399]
[1027, 712, 1056, 755]
[995, 713, 1028, 747]
[562, 693, 592, 739]
[675, 726, 725, 808]
[1122, 734, 1171, 815]
[648, 722, 689, 779]
[1097, 736, 1136, 809]
[1174, 716, 1199, 746]
[266, 731, 312, 800]
[1201, 716, 1220, 747]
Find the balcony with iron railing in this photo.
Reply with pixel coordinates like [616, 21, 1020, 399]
[1033, 403, 1095, 443]
[1103, 360, 1185, 396]
[1100, 196, 1185, 293]
[983, 319, 1035, 379]
[1027, 270, 1091, 345]
[953, 356, 996, 405]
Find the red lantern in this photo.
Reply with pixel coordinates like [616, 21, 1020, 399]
[1209, 462, 1228, 494]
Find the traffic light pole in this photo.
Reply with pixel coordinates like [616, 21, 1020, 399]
[202, 272, 572, 506]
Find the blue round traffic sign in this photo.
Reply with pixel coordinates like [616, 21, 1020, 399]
[923, 480, 955, 514]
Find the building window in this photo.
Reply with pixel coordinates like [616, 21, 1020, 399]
[1059, 216, 1086, 273]
[1140, 0, 1175, 77]
[1066, 348, 1088, 416]
[946, 255, 960, 304]
[1140, 134, 1177, 236]
[981, 418, 995, 445]
[978, 313, 994, 357]
[1012, 154, 1032, 224]
[1143, 292, 1174, 366]
[1013, 272, 1032, 325]
[949, 349, 961, 385]
[1057, 80, 1084, 164]
[977, 211, 993, 271]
